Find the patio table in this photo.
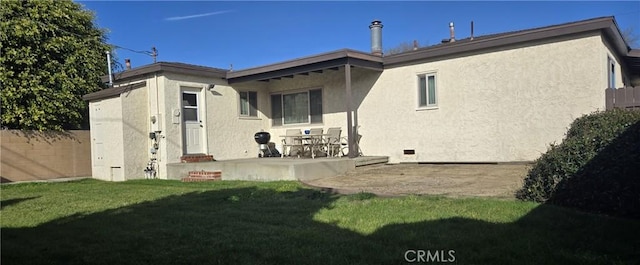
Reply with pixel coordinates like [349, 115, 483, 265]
[279, 134, 329, 158]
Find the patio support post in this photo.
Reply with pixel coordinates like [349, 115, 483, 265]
[345, 63, 356, 158]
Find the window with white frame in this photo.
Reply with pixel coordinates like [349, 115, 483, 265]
[608, 57, 616, 89]
[271, 89, 322, 126]
[239, 91, 258, 117]
[182, 92, 199, 121]
[418, 73, 437, 108]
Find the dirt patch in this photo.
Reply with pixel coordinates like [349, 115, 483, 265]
[304, 163, 531, 199]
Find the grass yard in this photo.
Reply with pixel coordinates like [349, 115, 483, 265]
[1, 179, 639, 265]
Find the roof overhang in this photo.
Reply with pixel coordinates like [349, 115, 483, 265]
[226, 49, 383, 84]
[102, 62, 228, 83]
[88, 62, 228, 101]
[624, 49, 640, 75]
[384, 17, 630, 67]
[83, 81, 147, 101]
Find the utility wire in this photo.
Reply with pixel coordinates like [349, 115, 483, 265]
[16, 17, 156, 58]
[110, 45, 155, 56]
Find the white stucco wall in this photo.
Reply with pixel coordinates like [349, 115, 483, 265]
[154, 73, 268, 179]
[205, 80, 271, 160]
[120, 84, 149, 179]
[359, 31, 618, 163]
[89, 96, 125, 181]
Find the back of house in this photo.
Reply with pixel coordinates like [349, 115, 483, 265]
[83, 16, 640, 181]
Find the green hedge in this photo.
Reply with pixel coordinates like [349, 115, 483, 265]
[516, 108, 640, 219]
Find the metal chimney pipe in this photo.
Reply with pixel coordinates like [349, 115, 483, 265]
[106, 51, 113, 87]
[125, 58, 131, 70]
[369, 20, 383, 56]
[449, 22, 455, 42]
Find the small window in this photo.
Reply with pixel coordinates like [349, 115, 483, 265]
[418, 73, 437, 108]
[608, 57, 616, 89]
[239, 91, 258, 117]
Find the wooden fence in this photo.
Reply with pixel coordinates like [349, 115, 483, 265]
[1, 130, 92, 183]
[605, 87, 640, 110]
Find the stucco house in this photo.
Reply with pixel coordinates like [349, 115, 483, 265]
[83, 16, 640, 181]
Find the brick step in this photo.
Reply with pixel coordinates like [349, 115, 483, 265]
[181, 170, 222, 182]
[180, 155, 215, 163]
[188, 170, 222, 178]
[181, 176, 221, 182]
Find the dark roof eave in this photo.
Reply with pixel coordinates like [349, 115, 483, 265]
[83, 81, 147, 101]
[628, 49, 640, 57]
[226, 49, 383, 83]
[624, 49, 640, 74]
[384, 17, 625, 66]
[101, 62, 228, 83]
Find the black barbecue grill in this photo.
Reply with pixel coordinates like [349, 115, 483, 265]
[254, 131, 279, 157]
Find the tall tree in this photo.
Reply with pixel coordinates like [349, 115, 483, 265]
[0, 0, 111, 131]
[622, 27, 639, 49]
[384, 40, 421, 56]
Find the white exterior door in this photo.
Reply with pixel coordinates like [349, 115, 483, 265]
[182, 91, 203, 154]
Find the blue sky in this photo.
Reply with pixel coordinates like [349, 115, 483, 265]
[79, 1, 640, 71]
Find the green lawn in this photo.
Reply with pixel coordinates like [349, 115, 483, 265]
[1, 179, 638, 265]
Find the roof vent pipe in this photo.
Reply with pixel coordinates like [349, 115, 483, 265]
[470, 21, 474, 41]
[369, 20, 383, 56]
[449, 22, 455, 42]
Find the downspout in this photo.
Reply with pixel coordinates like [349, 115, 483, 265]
[144, 73, 162, 179]
[153, 72, 161, 172]
[154, 73, 160, 125]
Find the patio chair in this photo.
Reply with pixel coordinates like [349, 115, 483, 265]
[325, 127, 342, 157]
[307, 128, 324, 158]
[281, 129, 303, 158]
[309, 128, 323, 135]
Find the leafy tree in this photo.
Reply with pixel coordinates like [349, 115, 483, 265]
[0, 0, 111, 131]
[384, 40, 421, 56]
[622, 26, 639, 48]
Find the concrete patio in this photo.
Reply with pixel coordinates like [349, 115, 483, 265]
[166, 156, 388, 181]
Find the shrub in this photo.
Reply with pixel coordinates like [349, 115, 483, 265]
[516, 108, 640, 219]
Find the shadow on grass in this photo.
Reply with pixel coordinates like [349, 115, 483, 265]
[2, 186, 639, 265]
[0, 196, 39, 210]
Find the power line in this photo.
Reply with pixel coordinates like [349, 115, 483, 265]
[14, 17, 157, 61]
[111, 45, 154, 56]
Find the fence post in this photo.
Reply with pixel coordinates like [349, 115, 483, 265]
[615, 88, 627, 109]
[605, 88, 615, 110]
[633, 86, 640, 109]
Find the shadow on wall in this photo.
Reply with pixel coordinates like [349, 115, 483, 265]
[0, 130, 91, 182]
[2, 185, 638, 264]
[257, 69, 383, 121]
[549, 119, 640, 219]
[6, 130, 78, 144]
